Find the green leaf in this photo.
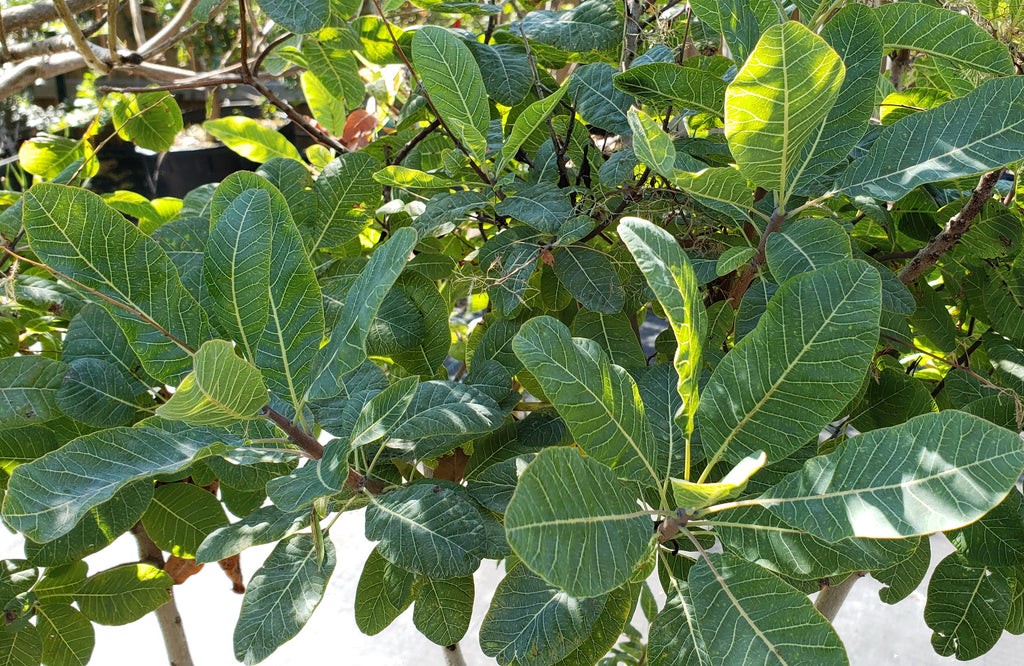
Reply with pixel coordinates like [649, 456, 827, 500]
[24, 481, 154, 567]
[874, 536, 931, 604]
[36, 604, 94, 666]
[725, 21, 845, 201]
[196, 504, 306, 563]
[312, 153, 382, 253]
[75, 564, 172, 626]
[302, 72, 348, 137]
[465, 42, 533, 107]
[571, 310, 646, 370]
[669, 167, 754, 211]
[672, 452, 765, 510]
[552, 245, 624, 314]
[879, 87, 953, 126]
[55, 358, 138, 428]
[0, 617, 41, 665]
[615, 64, 726, 116]
[619, 217, 707, 438]
[354, 547, 418, 635]
[110, 92, 183, 152]
[836, 77, 1024, 200]
[18, 135, 97, 181]
[203, 188, 273, 359]
[413, 576, 474, 645]
[496, 84, 568, 174]
[715, 246, 755, 276]
[875, 3, 1013, 75]
[413, 26, 489, 164]
[648, 579, 710, 666]
[513, 0, 622, 53]
[848, 366, 937, 433]
[697, 260, 880, 466]
[568, 63, 635, 136]
[689, 0, 760, 66]
[252, 0, 328, 34]
[142, 482, 228, 558]
[788, 3, 884, 196]
[713, 504, 918, 580]
[350, 376, 418, 450]
[628, 109, 677, 179]
[947, 488, 1024, 567]
[2, 423, 237, 543]
[157, 340, 267, 426]
[388, 270, 450, 379]
[364, 482, 486, 578]
[764, 218, 852, 284]
[550, 582, 635, 666]
[203, 117, 302, 163]
[688, 553, 847, 665]
[758, 411, 1024, 540]
[251, 198, 324, 409]
[388, 381, 505, 457]
[301, 40, 363, 105]
[23, 184, 207, 382]
[479, 563, 608, 666]
[504, 447, 653, 598]
[233, 534, 336, 665]
[373, 165, 458, 189]
[33, 561, 88, 606]
[309, 227, 417, 399]
[925, 553, 1011, 660]
[495, 183, 573, 235]
[0, 356, 66, 427]
[513, 316, 661, 486]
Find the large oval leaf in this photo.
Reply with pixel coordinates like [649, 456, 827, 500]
[157, 340, 267, 426]
[233, 534, 336, 665]
[619, 217, 707, 438]
[836, 77, 1024, 201]
[513, 316, 661, 486]
[203, 116, 302, 163]
[697, 259, 881, 467]
[142, 482, 228, 559]
[3, 423, 237, 543]
[413, 26, 489, 164]
[504, 447, 653, 598]
[758, 410, 1024, 540]
[75, 564, 172, 626]
[364, 482, 486, 578]
[22, 184, 207, 382]
[479, 563, 608, 666]
[875, 3, 1013, 75]
[203, 188, 273, 360]
[354, 547, 418, 636]
[689, 553, 847, 665]
[614, 63, 726, 115]
[925, 552, 1012, 660]
[725, 21, 845, 201]
[0, 356, 66, 427]
[309, 227, 417, 399]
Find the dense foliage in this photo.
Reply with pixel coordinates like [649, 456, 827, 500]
[3, 0, 1024, 664]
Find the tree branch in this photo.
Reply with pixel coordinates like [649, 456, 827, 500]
[131, 524, 196, 666]
[815, 572, 865, 623]
[0, 0, 105, 34]
[897, 170, 1002, 285]
[729, 206, 785, 307]
[51, 0, 109, 73]
[259, 406, 385, 495]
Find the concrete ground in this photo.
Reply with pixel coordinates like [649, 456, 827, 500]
[2, 511, 1021, 665]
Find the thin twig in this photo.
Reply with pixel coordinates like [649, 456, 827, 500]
[52, 0, 109, 72]
[106, 0, 118, 64]
[898, 170, 1002, 285]
[729, 205, 785, 307]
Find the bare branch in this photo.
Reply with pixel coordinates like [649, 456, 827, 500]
[0, 0, 105, 34]
[898, 170, 1002, 285]
[815, 572, 866, 623]
[51, 0, 109, 73]
[128, 0, 146, 47]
